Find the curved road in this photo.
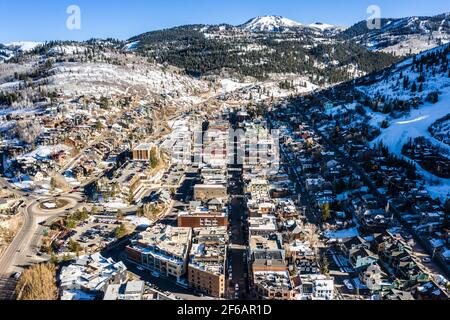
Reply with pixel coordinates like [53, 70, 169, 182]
[0, 193, 86, 300]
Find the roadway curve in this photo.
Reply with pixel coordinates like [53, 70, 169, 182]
[0, 193, 86, 300]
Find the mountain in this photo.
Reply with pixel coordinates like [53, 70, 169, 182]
[130, 17, 397, 84]
[318, 43, 450, 199]
[0, 42, 43, 62]
[239, 15, 303, 32]
[0, 41, 209, 112]
[3, 13, 449, 100]
[309, 22, 348, 35]
[342, 13, 450, 56]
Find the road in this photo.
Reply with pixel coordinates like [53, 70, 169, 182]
[0, 177, 26, 197]
[226, 109, 250, 299]
[279, 144, 321, 225]
[228, 195, 250, 299]
[0, 193, 86, 300]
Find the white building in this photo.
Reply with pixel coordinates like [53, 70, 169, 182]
[299, 274, 335, 300]
[126, 224, 192, 281]
[59, 253, 128, 299]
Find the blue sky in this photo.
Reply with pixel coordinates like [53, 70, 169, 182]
[0, 0, 449, 43]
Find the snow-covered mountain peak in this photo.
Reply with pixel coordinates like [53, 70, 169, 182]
[240, 15, 303, 32]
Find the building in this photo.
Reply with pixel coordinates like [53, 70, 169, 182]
[178, 202, 228, 228]
[249, 215, 278, 237]
[253, 271, 295, 300]
[103, 281, 145, 300]
[193, 184, 228, 202]
[132, 143, 155, 161]
[59, 253, 127, 299]
[299, 274, 335, 300]
[250, 234, 285, 261]
[126, 224, 192, 281]
[188, 227, 228, 298]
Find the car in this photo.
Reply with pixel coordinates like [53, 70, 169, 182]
[13, 272, 22, 280]
[343, 280, 354, 291]
[422, 257, 432, 263]
[151, 271, 161, 278]
[136, 266, 145, 271]
[235, 284, 239, 291]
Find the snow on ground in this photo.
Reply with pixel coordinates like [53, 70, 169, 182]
[371, 93, 450, 155]
[241, 16, 302, 32]
[11, 175, 35, 190]
[325, 102, 357, 117]
[48, 45, 86, 55]
[356, 45, 450, 200]
[220, 79, 250, 93]
[18, 144, 71, 160]
[370, 92, 450, 200]
[5, 41, 43, 52]
[102, 199, 129, 210]
[309, 23, 337, 31]
[61, 290, 97, 301]
[324, 226, 360, 239]
[123, 41, 139, 51]
[378, 33, 450, 56]
[40, 61, 209, 105]
[126, 216, 152, 228]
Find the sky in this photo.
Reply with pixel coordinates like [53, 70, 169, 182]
[0, 0, 449, 43]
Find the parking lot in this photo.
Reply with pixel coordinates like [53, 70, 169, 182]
[68, 218, 123, 253]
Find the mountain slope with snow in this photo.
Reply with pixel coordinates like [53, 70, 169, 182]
[342, 13, 450, 56]
[0, 42, 210, 111]
[239, 15, 303, 32]
[0, 42, 43, 62]
[355, 44, 450, 199]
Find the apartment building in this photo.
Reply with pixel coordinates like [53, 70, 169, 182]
[178, 208, 229, 228]
[253, 271, 295, 300]
[188, 227, 228, 298]
[59, 253, 128, 299]
[103, 281, 145, 300]
[249, 215, 278, 237]
[126, 224, 192, 281]
[132, 143, 155, 161]
[299, 274, 335, 300]
[193, 184, 228, 202]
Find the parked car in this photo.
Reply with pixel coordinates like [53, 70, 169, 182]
[343, 280, 354, 291]
[13, 272, 22, 280]
[136, 266, 144, 271]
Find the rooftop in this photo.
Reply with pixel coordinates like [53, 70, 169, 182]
[189, 227, 228, 275]
[130, 224, 192, 262]
[254, 271, 293, 291]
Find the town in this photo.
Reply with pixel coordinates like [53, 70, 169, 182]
[0, 4, 450, 303]
[1, 93, 448, 300]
